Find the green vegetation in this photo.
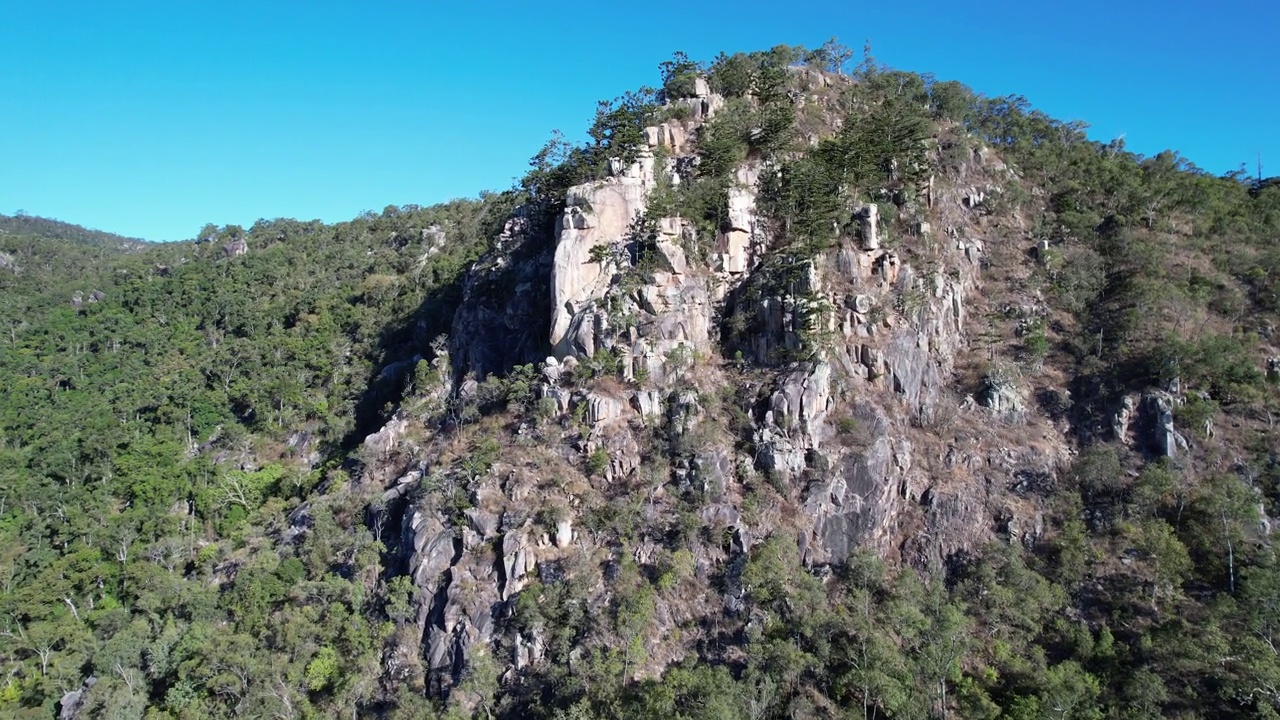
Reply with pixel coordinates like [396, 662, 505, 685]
[3, 40, 1280, 720]
[0, 197, 513, 717]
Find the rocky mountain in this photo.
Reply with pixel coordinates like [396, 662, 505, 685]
[4, 44, 1280, 719]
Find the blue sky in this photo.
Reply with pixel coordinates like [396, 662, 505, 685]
[1, 1, 1276, 241]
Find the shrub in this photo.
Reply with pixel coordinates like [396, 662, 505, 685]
[587, 448, 610, 477]
[1023, 321, 1051, 364]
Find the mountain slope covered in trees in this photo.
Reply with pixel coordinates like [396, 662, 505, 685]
[3, 43, 1280, 720]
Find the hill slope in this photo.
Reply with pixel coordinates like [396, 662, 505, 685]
[0, 213, 145, 248]
[3, 44, 1280, 719]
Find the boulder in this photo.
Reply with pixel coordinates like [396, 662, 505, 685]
[555, 517, 573, 548]
[363, 415, 409, 456]
[979, 374, 1024, 415]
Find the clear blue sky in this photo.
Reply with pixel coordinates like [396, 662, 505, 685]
[2, 1, 1276, 241]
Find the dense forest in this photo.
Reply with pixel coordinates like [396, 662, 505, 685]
[3, 42, 1280, 719]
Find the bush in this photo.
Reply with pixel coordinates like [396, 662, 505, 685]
[1175, 394, 1218, 438]
[1023, 321, 1050, 364]
[587, 448, 610, 477]
[305, 647, 341, 691]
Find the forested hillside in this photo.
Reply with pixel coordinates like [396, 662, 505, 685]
[3, 43, 1280, 720]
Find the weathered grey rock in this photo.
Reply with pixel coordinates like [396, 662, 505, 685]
[1113, 394, 1138, 441]
[975, 145, 1006, 171]
[378, 354, 423, 382]
[873, 251, 901, 285]
[381, 468, 422, 505]
[58, 677, 95, 720]
[584, 393, 625, 426]
[408, 512, 456, 604]
[222, 238, 248, 257]
[464, 508, 499, 538]
[631, 389, 663, 419]
[551, 162, 654, 357]
[501, 528, 537, 600]
[979, 374, 1025, 415]
[755, 425, 807, 480]
[771, 362, 833, 446]
[447, 210, 554, 379]
[884, 331, 941, 410]
[555, 517, 573, 548]
[542, 356, 562, 383]
[692, 449, 733, 497]
[598, 425, 641, 481]
[541, 386, 571, 414]
[363, 415, 409, 456]
[653, 236, 688, 275]
[1142, 391, 1188, 458]
[669, 88, 724, 123]
[805, 435, 899, 563]
[668, 391, 704, 440]
[858, 204, 880, 250]
[715, 162, 763, 275]
[642, 123, 690, 153]
[514, 629, 545, 670]
[0, 251, 16, 272]
[1034, 239, 1051, 263]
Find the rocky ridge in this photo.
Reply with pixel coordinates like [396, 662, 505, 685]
[366, 71, 1100, 700]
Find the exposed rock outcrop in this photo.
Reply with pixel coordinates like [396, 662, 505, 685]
[382, 70, 1072, 698]
[550, 166, 654, 357]
[222, 238, 248, 257]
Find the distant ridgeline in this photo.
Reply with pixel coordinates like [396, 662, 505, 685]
[3, 41, 1280, 720]
[0, 213, 146, 249]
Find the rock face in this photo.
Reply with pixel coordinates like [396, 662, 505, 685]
[715, 163, 765, 276]
[449, 210, 553, 380]
[859, 204, 880, 250]
[1142, 391, 1189, 458]
[385, 71, 1071, 700]
[58, 677, 95, 720]
[1112, 389, 1189, 458]
[550, 167, 654, 356]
